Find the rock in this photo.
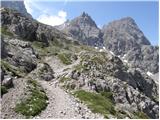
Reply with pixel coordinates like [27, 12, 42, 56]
[2, 75, 13, 88]
[71, 70, 80, 80]
[37, 63, 54, 81]
[3, 38, 37, 73]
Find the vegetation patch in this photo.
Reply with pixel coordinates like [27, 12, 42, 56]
[15, 79, 48, 118]
[32, 41, 48, 48]
[74, 63, 88, 72]
[0, 27, 13, 36]
[1, 60, 25, 77]
[32, 41, 61, 57]
[50, 39, 63, 48]
[133, 111, 149, 119]
[60, 76, 72, 83]
[58, 52, 72, 65]
[74, 90, 116, 118]
[1, 85, 8, 96]
[64, 83, 76, 90]
[100, 91, 113, 101]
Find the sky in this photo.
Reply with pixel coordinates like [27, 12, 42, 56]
[24, 0, 159, 45]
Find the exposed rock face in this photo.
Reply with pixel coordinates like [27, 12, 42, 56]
[1, 8, 77, 46]
[1, 1, 32, 18]
[102, 17, 150, 55]
[125, 45, 159, 73]
[56, 12, 103, 46]
[2, 36, 37, 73]
[102, 17, 159, 74]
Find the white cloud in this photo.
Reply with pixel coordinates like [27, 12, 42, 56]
[24, 0, 67, 26]
[37, 10, 67, 26]
[58, 10, 67, 18]
[98, 24, 102, 29]
[24, 0, 33, 14]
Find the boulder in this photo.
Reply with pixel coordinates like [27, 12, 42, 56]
[2, 75, 13, 88]
[37, 63, 54, 81]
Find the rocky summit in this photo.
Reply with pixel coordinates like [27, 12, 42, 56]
[56, 12, 103, 47]
[102, 17, 159, 74]
[0, 1, 159, 119]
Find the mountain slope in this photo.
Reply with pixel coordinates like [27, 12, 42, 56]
[102, 17, 159, 74]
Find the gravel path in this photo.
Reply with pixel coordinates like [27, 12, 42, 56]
[34, 53, 103, 119]
[34, 80, 103, 119]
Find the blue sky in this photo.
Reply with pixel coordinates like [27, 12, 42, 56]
[24, 0, 159, 45]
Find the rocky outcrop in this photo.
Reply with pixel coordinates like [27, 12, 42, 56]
[61, 51, 159, 118]
[36, 63, 54, 81]
[2, 37, 37, 73]
[2, 75, 13, 88]
[56, 12, 103, 46]
[1, 1, 32, 18]
[125, 45, 159, 73]
[0, 8, 76, 46]
[102, 17, 159, 74]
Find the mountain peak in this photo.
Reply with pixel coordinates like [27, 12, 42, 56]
[81, 12, 89, 17]
[118, 17, 137, 25]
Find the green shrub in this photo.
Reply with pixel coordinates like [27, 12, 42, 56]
[0, 27, 13, 36]
[91, 56, 105, 64]
[1, 85, 8, 96]
[32, 41, 47, 48]
[15, 79, 48, 118]
[74, 90, 116, 117]
[60, 76, 71, 83]
[133, 111, 149, 119]
[100, 91, 113, 101]
[74, 63, 88, 72]
[58, 53, 72, 65]
[65, 83, 76, 90]
[51, 39, 63, 47]
[1, 60, 25, 77]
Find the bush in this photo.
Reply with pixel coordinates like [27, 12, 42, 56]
[32, 41, 47, 48]
[58, 53, 72, 65]
[1, 85, 8, 96]
[1, 60, 25, 77]
[1, 27, 13, 36]
[65, 83, 76, 90]
[100, 91, 113, 101]
[74, 90, 116, 118]
[133, 111, 149, 119]
[15, 79, 48, 118]
[60, 76, 71, 83]
[74, 62, 88, 72]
